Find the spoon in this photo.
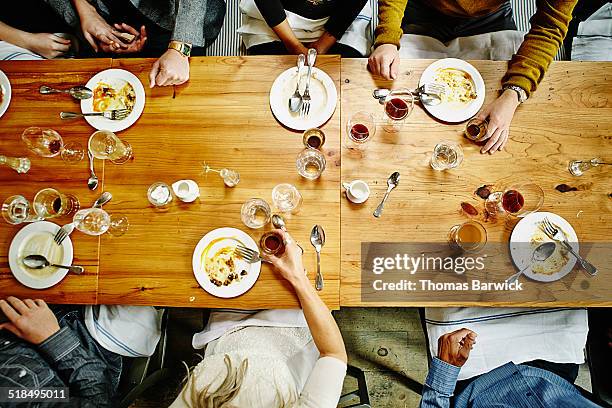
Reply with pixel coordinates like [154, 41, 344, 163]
[310, 225, 325, 291]
[273, 214, 305, 254]
[87, 150, 99, 190]
[373, 172, 400, 218]
[289, 54, 305, 113]
[506, 242, 556, 284]
[39, 85, 93, 100]
[23, 254, 84, 274]
[92, 191, 112, 208]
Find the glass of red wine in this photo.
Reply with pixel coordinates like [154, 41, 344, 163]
[383, 89, 414, 132]
[486, 183, 544, 218]
[345, 111, 376, 149]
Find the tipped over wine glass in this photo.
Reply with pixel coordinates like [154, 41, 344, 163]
[486, 182, 544, 218]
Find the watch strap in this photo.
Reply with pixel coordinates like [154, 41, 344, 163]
[168, 41, 192, 57]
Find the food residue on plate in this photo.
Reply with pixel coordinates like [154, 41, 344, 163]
[19, 231, 64, 278]
[93, 80, 135, 113]
[201, 237, 248, 287]
[434, 68, 477, 104]
[529, 228, 570, 275]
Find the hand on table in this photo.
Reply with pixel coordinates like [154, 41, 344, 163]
[475, 89, 520, 154]
[0, 297, 60, 345]
[368, 44, 400, 80]
[99, 23, 147, 54]
[149, 49, 190, 88]
[264, 229, 307, 287]
[25, 33, 71, 59]
[79, 4, 128, 52]
[437, 328, 477, 367]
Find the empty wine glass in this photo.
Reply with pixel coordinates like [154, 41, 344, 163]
[88, 130, 133, 164]
[73, 208, 129, 237]
[33, 188, 80, 219]
[202, 162, 240, 187]
[486, 182, 544, 218]
[21, 127, 84, 162]
[568, 158, 610, 176]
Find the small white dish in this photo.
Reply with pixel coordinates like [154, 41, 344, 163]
[172, 180, 200, 203]
[269, 66, 337, 131]
[342, 180, 370, 204]
[192, 227, 261, 298]
[510, 211, 578, 283]
[419, 58, 485, 123]
[81, 68, 145, 132]
[8, 221, 74, 289]
[0, 69, 12, 119]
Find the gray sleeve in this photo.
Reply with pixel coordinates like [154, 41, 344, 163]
[43, 0, 80, 27]
[171, 0, 207, 46]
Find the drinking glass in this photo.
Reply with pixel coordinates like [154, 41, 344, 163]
[1, 195, 38, 224]
[568, 158, 606, 176]
[260, 231, 284, 256]
[345, 112, 376, 149]
[203, 162, 240, 187]
[33, 188, 80, 219]
[486, 182, 544, 218]
[73, 208, 129, 236]
[272, 183, 302, 213]
[449, 221, 487, 253]
[21, 127, 84, 162]
[0, 155, 30, 174]
[147, 182, 173, 207]
[464, 117, 488, 142]
[383, 89, 415, 132]
[241, 198, 271, 229]
[303, 128, 326, 149]
[88, 130, 133, 164]
[296, 148, 326, 180]
[430, 141, 464, 170]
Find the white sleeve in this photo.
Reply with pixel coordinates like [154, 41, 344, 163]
[297, 356, 347, 408]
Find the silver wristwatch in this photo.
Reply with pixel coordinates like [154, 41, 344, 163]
[503, 85, 528, 103]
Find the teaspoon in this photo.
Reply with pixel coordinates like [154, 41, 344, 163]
[22, 254, 84, 274]
[506, 242, 556, 284]
[373, 172, 400, 218]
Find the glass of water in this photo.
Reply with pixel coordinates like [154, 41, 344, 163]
[33, 188, 80, 219]
[272, 183, 302, 213]
[296, 148, 326, 180]
[73, 208, 129, 236]
[431, 141, 464, 171]
[241, 198, 271, 229]
[1, 195, 37, 225]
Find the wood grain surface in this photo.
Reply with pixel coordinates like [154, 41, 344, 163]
[340, 59, 612, 307]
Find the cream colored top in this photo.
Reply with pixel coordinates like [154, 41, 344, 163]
[169, 326, 347, 407]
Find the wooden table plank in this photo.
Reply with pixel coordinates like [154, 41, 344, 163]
[340, 59, 612, 307]
[0, 59, 112, 303]
[97, 56, 341, 309]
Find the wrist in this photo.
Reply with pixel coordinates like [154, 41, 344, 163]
[289, 273, 310, 292]
[73, 0, 95, 17]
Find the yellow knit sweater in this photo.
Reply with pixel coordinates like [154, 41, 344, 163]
[374, 0, 578, 96]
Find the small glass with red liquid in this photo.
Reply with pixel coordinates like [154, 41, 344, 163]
[303, 128, 326, 150]
[486, 183, 544, 218]
[259, 231, 285, 256]
[345, 111, 376, 149]
[464, 117, 488, 143]
[383, 89, 414, 132]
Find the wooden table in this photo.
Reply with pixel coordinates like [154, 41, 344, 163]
[340, 59, 612, 307]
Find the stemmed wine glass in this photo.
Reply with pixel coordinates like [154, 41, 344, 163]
[202, 162, 240, 187]
[346, 111, 376, 149]
[88, 130, 133, 164]
[383, 89, 415, 132]
[21, 127, 84, 163]
[486, 182, 544, 218]
[73, 208, 129, 237]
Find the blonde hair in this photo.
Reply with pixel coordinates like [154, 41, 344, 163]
[184, 354, 297, 408]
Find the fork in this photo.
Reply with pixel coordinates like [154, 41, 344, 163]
[412, 83, 446, 105]
[300, 48, 317, 117]
[235, 245, 267, 264]
[53, 223, 75, 245]
[60, 109, 130, 120]
[540, 217, 597, 276]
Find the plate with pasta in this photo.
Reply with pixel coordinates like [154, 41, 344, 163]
[510, 212, 578, 282]
[81, 69, 145, 132]
[419, 58, 485, 123]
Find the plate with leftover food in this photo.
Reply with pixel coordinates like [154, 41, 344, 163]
[9, 221, 74, 289]
[0, 69, 12, 119]
[510, 212, 578, 282]
[419, 58, 485, 123]
[192, 227, 261, 298]
[81, 68, 145, 132]
[270, 66, 337, 131]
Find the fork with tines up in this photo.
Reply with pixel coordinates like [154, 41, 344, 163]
[235, 245, 268, 264]
[301, 48, 317, 117]
[60, 109, 131, 120]
[53, 222, 75, 245]
[540, 217, 597, 276]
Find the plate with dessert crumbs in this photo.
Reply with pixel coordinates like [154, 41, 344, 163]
[510, 212, 578, 282]
[419, 58, 485, 123]
[0, 69, 11, 119]
[81, 68, 145, 132]
[192, 227, 261, 298]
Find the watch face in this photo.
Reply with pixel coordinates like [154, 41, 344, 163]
[184, 44, 192, 55]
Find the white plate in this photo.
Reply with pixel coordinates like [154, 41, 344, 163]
[8, 221, 74, 289]
[270, 67, 337, 131]
[510, 212, 578, 282]
[0, 70, 12, 119]
[419, 58, 485, 123]
[81, 68, 145, 132]
[192, 227, 261, 298]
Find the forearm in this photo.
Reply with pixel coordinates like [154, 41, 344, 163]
[419, 358, 460, 408]
[325, 0, 368, 39]
[172, 0, 206, 46]
[71, 0, 95, 19]
[374, 0, 408, 48]
[271, 19, 305, 53]
[0, 22, 33, 50]
[502, 0, 577, 96]
[292, 275, 347, 362]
